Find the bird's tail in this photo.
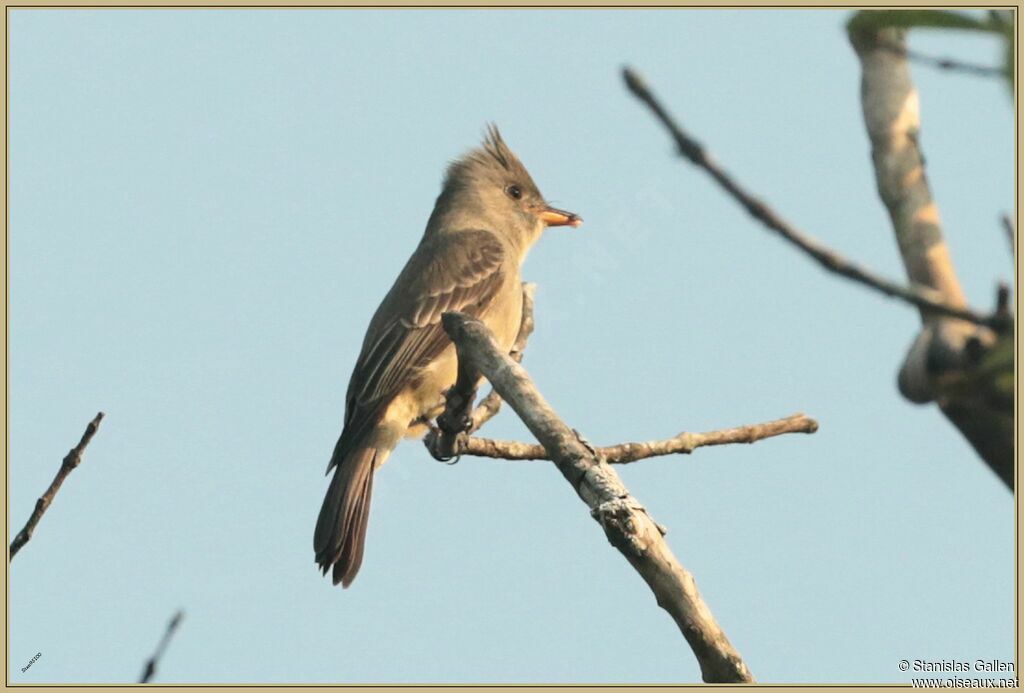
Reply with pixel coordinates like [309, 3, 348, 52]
[314, 442, 392, 587]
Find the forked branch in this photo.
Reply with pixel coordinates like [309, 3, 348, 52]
[435, 312, 760, 683]
[850, 24, 1013, 489]
[431, 413, 816, 463]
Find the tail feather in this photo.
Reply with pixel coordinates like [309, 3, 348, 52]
[335, 469, 373, 587]
[315, 446, 380, 587]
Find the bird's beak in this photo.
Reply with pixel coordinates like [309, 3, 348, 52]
[538, 206, 583, 228]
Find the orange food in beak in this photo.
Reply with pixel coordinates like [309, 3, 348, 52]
[539, 206, 583, 228]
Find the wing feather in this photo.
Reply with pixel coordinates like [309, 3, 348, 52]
[327, 230, 506, 471]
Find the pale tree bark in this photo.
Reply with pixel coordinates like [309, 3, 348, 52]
[435, 311, 760, 683]
[624, 33, 1012, 490]
[430, 412, 816, 463]
[850, 25, 1014, 489]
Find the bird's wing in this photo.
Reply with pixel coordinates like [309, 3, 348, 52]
[328, 229, 507, 471]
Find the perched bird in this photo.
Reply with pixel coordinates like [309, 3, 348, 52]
[315, 125, 582, 587]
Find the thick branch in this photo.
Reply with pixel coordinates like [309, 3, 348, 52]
[139, 610, 185, 684]
[851, 26, 1013, 490]
[434, 313, 485, 457]
[850, 28, 969, 315]
[10, 412, 105, 560]
[438, 413, 817, 463]
[468, 283, 536, 433]
[439, 312, 755, 683]
[621, 66, 1006, 332]
[426, 283, 537, 460]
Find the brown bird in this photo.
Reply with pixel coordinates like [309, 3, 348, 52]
[315, 125, 582, 587]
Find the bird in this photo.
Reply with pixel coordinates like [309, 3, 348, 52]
[315, 125, 582, 587]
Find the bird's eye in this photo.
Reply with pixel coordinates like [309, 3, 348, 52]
[505, 184, 523, 200]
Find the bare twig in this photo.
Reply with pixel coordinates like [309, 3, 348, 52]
[621, 66, 1006, 332]
[467, 391, 504, 434]
[907, 51, 1003, 77]
[603, 413, 817, 463]
[432, 413, 817, 463]
[995, 282, 1011, 316]
[433, 431, 548, 460]
[439, 312, 756, 683]
[1001, 213, 1014, 256]
[879, 40, 1005, 77]
[10, 412, 105, 560]
[139, 610, 184, 684]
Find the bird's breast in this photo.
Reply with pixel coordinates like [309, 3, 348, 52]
[391, 272, 524, 438]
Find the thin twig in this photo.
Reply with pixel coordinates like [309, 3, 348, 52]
[436, 432, 548, 460]
[605, 412, 817, 462]
[438, 312, 757, 683]
[907, 51, 1003, 76]
[995, 282, 1011, 316]
[622, 66, 1005, 332]
[1001, 213, 1014, 256]
[436, 413, 817, 463]
[10, 412, 105, 560]
[139, 610, 185, 683]
[879, 40, 1005, 77]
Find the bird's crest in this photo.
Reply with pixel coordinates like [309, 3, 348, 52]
[444, 123, 532, 187]
[480, 123, 514, 171]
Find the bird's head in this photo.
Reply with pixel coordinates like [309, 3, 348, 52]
[431, 124, 582, 249]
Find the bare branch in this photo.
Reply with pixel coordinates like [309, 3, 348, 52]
[907, 52, 1004, 77]
[880, 40, 1005, 77]
[434, 413, 817, 463]
[603, 413, 818, 463]
[139, 610, 185, 684]
[10, 412, 105, 560]
[468, 283, 536, 433]
[1001, 213, 1014, 256]
[426, 283, 537, 461]
[467, 391, 504, 434]
[439, 312, 756, 683]
[851, 26, 1013, 489]
[445, 433, 549, 460]
[621, 66, 1006, 332]
[433, 311, 486, 459]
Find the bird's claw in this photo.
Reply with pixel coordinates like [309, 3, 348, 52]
[426, 426, 466, 464]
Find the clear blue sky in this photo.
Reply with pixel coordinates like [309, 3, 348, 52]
[7, 8, 1014, 685]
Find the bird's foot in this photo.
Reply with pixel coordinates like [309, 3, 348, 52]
[425, 426, 466, 464]
[437, 409, 473, 436]
[437, 390, 474, 436]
